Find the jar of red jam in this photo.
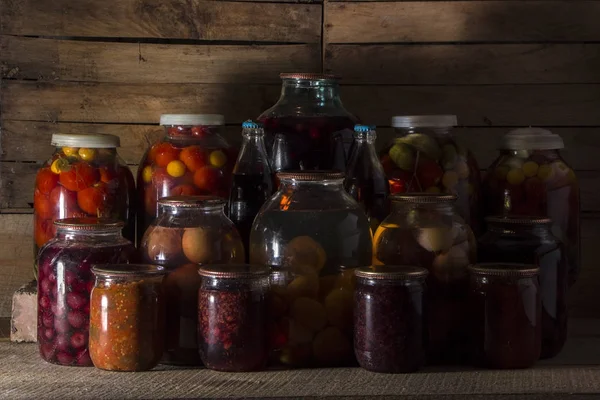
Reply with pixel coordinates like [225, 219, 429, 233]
[478, 216, 567, 359]
[354, 266, 428, 373]
[90, 264, 167, 372]
[380, 116, 482, 236]
[468, 263, 541, 369]
[34, 133, 135, 276]
[36, 218, 135, 366]
[482, 128, 580, 286]
[198, 264, 270, 372]
[137, 114, 235, 245]
[258, 73, 358, 172]
[139, 195, 244, 365]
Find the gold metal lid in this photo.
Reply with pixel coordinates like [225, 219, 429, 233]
[468, 263, 539, 278]
[390, 193, 457, 204]
[158, 195, 225, 208]
[280, 73, 340, 81]
[198, 264, 271, 279]
[485, 215, 551, 225]
[355, 265, 429, 280]
[53, 217, 124, 231]
[277, 171, 345, 181]
[92, 264, 167, 277]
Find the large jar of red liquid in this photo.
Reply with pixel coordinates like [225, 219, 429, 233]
[33, 134, 135, 277]
[258, 73, 358, 172]
[137, 114, 235, 245]
[482, 128, 580, 286]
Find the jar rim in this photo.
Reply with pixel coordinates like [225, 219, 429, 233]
[54, 217, 124, 231]
[391, 115, 457, 128]
[390, 193, 457, 204]
[51, 133, 120, 148]
[92, 264, 167, 277]
[468, 263, 539, 278]
[280, 73, 340, 81]
[485, 215, 552, 225]
[159, 114, 225, 126]
[158, 195, 225, 208]
[198, 264, 271, 279]
[355, 265, 429, 280]
[277, 170, 345, 182]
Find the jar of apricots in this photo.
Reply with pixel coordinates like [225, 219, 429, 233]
[33, 134, 135, 277]
[137, 114, 235, 245]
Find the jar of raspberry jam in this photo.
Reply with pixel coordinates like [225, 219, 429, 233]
[198, 264, 270, 372]
[468, 263, 541, 369]
[137, 114, 235, 245]
[354, 266, 428, 373]
[36, 218, 135, 366]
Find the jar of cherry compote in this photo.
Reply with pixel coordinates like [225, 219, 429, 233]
[372, 194, 477, 364]
[139, 195, 244, 365]
[36, 218, 135, 366]
[258, 73, 358, 172]
[90, 264, 167, 372]
[380, 116, 482, 236]
[354, 266, 428, 373]
[250, 171, 372, 368]
[468, 263, 541, 369]
[137, 114, 235, 245]
[198, 264, 270, 372]
[34, 133, 135, 277]
[482, 128, 580, 286]
[478, 216, 567, 359]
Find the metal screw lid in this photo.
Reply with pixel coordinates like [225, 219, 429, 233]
[157, 195, 225, 208]
[500, 127, 564, 150]
[51, 133, 120, 148]
[53, 217, 124, 231]
[390, 193, 457, 204]
[280, 73, 340, 81]
[355, 265, 429, 280]
[92, 264, 167, 278]
[468, 263, 540, 278]
[391, 115, 458, 128]
[277, 171, 345, 181]
[159, 114, 225, 126]
[485, 215, 552, 225]
[198, 264, 271, 279]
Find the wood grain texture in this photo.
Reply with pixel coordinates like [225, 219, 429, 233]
[0, 0, 321, 43]
[0, 36, 321, 84]
[325, 44, 600, 85]
[324, 1, 600, 44]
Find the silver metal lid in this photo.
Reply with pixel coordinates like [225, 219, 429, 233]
[500, 127, 564, 150]
[391, 115, 458, 128]
[159, 114, 225, 126]
[51, 134, 120, 148]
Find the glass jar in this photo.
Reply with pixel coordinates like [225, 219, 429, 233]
[478, 216, 567, 359]
[258, 73, 358, 172]
[354, 266, 428, 373]
[89, 264, 167, 371]
[36, 218, 135, 366]
[373, 194, 476, 364]
[139, 195, 244, 365]
[468, 263, 541, 369]
[380, 116, 482, 236]
[482, 128, 580, 286]
[34, 133, 135, 276]
[136, 114, 235, 245]
[250, 171, 372, 367]
[345, 125, 390, 232]
[198, 264, 270, 372]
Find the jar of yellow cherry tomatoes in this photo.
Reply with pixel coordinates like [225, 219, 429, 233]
[33, 134, 135, 277]
[137, 114, 235, 245]
[482, 128, 580, 286]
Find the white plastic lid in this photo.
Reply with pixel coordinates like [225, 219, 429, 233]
[159, 114, 225, 126]
[51, 133, 120, 148]
[391, 115, 458, 128]
[500, 127, 564, 150]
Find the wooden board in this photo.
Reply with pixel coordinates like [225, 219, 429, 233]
[325, 44, 600, 85]
[0, 37, 321, 84]
[324, 1, 600, 44]
[0, 0, 321, 43]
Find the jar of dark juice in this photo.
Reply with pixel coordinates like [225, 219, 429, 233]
[468, 263, 541, 369]
[258, 73, 358, 172]
[478, 216, 567, 359]
[354, 266, 428, 373]
[198, 264, 270, 372]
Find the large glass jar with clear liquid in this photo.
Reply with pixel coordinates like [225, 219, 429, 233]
[249, 171, 372, 367]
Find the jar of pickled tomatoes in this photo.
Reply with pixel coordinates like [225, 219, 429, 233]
[34, 134, 135, 276]
[137, 114, 235, 245]
[482, 128, 580, 286]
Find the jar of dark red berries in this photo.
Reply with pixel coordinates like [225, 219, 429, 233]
[137, 114, 235, 245]
[139, 195, 244, 365]
[250, 171, 372, 368]
[198, 264, 270, 372]
[482, 128, 580, 286]
[36, 218, 135, 366]
[34, 134, 135, 276]
[373, 194, 476, 364]
[258, 73, 358, 172]
[380, 116, 482, 235]
[468, 263, 541, 369]
[354, 265, 428, 373]
[478, 216, 567, 359]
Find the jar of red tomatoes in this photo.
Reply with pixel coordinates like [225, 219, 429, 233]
[37, 218, 135, 367]
[380, 116, 482, 236]
[482, 128, 580, 286]
[137, 114, 235, 245]
[34, 134, 135, 276]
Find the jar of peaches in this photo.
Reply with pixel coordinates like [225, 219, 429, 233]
[137, 114, 235, 245]
[34, 134, 135, 276]
[482, 128, 580, 286]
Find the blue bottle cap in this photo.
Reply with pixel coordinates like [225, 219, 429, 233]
[354, 124, 375, 132]
[242, 120, 262, 129]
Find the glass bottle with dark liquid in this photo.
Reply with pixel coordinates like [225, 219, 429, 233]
[228, 121, 274, 260]
[345, 125, 390, 232]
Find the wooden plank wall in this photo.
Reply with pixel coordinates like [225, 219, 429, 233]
[1, 0, 599, 317]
